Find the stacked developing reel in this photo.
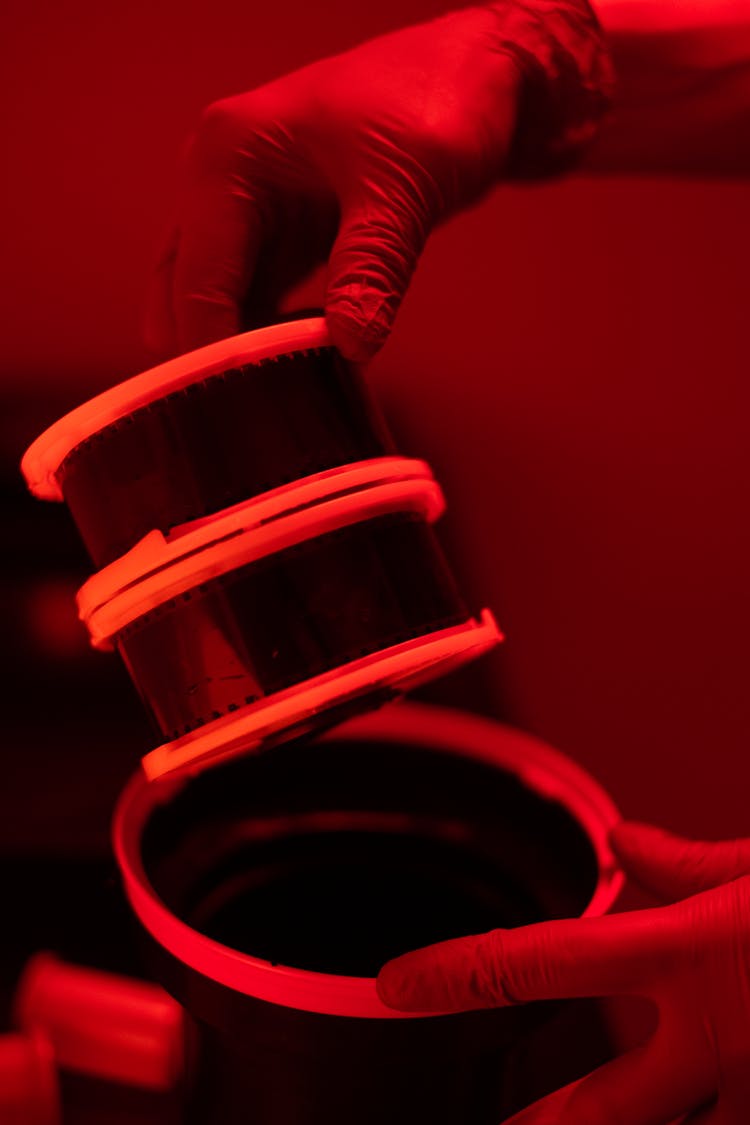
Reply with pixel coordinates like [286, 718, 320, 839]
[22, 318, 501, 779]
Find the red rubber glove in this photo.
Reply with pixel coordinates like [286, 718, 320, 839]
[377, 821, 750, 1125]
[145, 1, 612, 362]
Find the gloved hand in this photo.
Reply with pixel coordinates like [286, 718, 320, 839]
[145, 1, 612, 363]
[377, 821, 750, 1125]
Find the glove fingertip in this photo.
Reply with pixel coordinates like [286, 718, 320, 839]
[375, 964, 407, 1009]
[607, 822, 676, 883]
[375, 959, 432, 1012]
[609, 820, 670, 857]
[326, 316, 380, 364]
[325, 302, 389, 365]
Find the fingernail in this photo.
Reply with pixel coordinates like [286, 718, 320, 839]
[326, 316, 380, 364]
[376, 961, 411, 1008]
[325, 288, 391, 364]
[376, 956, 433, 1011]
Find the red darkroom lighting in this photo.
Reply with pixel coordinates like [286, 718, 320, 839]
[22, 318, 502, 778]
[109, 702, 625, 1122]
[5, 0, 750, 1121]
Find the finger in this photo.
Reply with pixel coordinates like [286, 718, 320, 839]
[142, 226, 179, 360]
[238, 192, 339, 329]
[501, 1033, 709, 1125]
[376, 909, 678, 1013]
[173, 183, 265, 353]
[325, 178, 433, 363]
[610, 822, 750, 903]
[173, 105, 267, 352]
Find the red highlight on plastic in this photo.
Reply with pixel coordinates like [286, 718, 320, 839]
[14, 953, 187, 1092]
[114, 704, 624, 1018]
[21, 318, 332, 502]
[77, 458, 445, 649]
[0, 1032, 60, 1125]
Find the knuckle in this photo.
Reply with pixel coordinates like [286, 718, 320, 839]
[475, 930, 522, 1006]
[198, 96, 242, 137]
[190, 96, 249, 167]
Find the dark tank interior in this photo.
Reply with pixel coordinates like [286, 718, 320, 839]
[141, 734, 599, 976]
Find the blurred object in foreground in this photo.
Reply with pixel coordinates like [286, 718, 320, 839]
[0, 1031, 60, 1125]
[14, 953, 188, 1093]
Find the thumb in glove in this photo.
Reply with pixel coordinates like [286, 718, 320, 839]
[610, 820, 750, 903]
[377, 822, 750, 1124]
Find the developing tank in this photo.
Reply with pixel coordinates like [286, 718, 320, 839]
[114, 703, 623, 1124]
